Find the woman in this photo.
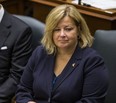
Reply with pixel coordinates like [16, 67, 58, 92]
[16, 4, 109, 103]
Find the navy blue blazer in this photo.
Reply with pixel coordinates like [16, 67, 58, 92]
[16, 45, 109, 103]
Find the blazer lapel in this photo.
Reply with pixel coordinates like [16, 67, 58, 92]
[45, 54, 55, 95]
[0, 10, 11, 48]
[0, 24, 10, 47]
[53, 46, 82, 91]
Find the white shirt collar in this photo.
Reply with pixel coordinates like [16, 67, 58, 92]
[0, 4, 5, 23]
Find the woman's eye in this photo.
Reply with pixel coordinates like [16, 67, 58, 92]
[53, 27, 73, 32]
[54, 28, 60, 32]
[65, 28, 73, 31]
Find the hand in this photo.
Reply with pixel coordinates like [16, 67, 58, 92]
[28, 101, 36, 103]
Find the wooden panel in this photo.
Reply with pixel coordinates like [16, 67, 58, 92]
[30, 0, 116, 35]
[33, 3, 53, 22]
[1, 0, 24, 15]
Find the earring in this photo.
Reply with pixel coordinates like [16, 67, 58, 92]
[78, 35, 80, 39]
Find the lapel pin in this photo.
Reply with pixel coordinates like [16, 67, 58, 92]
[72, 63, 76, 67]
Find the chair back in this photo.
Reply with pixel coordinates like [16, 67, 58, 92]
[14, 15, 45, 50]
[92, 30, 116, 103]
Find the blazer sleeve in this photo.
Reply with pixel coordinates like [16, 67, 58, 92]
[0, 26, 32, 102]
[75, 54, 109, 103]
[15, 47, 39, 103]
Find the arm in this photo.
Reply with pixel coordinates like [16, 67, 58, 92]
[75, 54, 109, 103]
[0, 27, 32, 102]
[16, 48, 38, 103]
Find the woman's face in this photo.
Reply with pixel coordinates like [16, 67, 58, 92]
[53, 16, 79, 50]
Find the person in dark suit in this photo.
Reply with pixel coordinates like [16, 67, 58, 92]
[0, 4, 32, 103]
[16, 4, 109, 103]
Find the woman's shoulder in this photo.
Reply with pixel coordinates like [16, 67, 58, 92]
[82, 47, 103, 59]
[31, 45, 47, 58]
[33, 45, 46, 54]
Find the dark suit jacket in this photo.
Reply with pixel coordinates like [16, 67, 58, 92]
[0, 11, 32, 103]
[16, 45, 109, 103]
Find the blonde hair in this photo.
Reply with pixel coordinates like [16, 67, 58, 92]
[41, 4, 94, 54]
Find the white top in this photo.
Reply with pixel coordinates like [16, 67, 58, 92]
[0, 4, 5, 23]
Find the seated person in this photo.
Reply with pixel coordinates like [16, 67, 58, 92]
[16, 4, 109, 103]
[0, 4, 32, 103]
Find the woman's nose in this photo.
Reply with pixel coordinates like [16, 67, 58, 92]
[60, 30, 66, 37]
